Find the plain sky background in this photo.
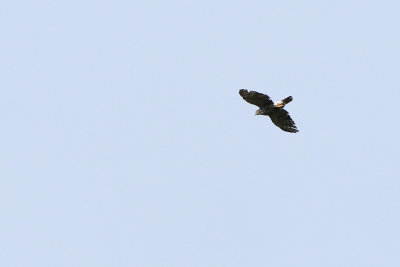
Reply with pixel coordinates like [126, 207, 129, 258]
[1, 0, 400, 266]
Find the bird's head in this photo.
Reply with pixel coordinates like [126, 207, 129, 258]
[255, 109, 263, 116]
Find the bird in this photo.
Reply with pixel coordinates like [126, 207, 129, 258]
[239, 89, 298, 133]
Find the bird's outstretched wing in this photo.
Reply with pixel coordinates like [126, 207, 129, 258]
[239, 89, 273, 108]
[269, 109, 298, 133]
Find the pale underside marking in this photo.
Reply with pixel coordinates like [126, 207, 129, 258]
[274, 101, 285, 108]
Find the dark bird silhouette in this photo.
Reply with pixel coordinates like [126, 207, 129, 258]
[239, 89, 298, 133]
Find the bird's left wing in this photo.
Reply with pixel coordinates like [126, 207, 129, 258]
[239, 89, 273, 108]
[269, 109, 298, 133]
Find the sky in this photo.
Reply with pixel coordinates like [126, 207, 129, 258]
[1, 0, 400, 266]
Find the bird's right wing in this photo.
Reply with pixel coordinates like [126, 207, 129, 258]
[269, 109, 298, 133]
[239, 89, 273, 108]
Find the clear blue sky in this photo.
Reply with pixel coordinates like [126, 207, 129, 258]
[1, 0, 400, 266]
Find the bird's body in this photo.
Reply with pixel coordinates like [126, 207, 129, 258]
[239, 89, 298, 133]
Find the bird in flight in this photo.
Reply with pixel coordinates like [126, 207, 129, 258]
[239, 89, 298, 133]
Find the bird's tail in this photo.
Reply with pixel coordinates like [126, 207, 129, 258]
[274, 96, 293, 108]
